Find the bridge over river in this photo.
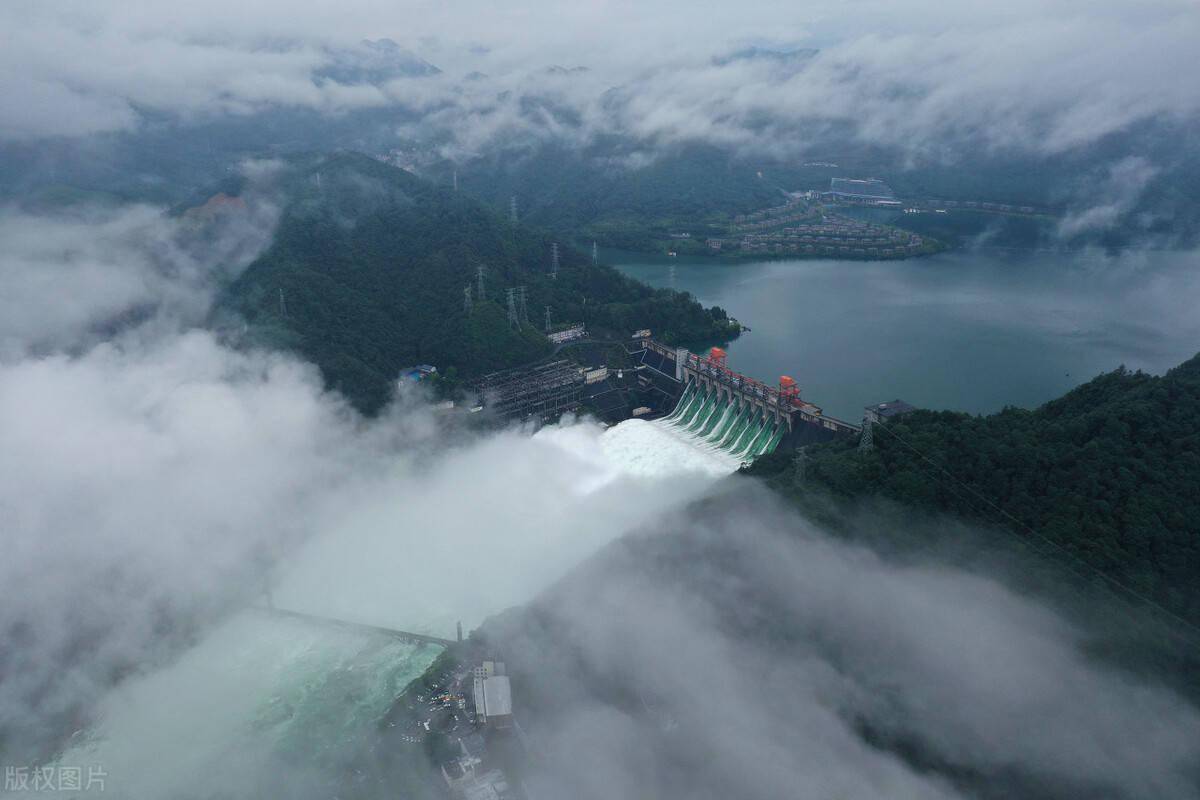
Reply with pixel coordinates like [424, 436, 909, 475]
[255, 606, 458, 648]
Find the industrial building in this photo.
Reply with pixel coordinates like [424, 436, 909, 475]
[864, 399, 916, 424]
[472, 674, 513, 728]
[474, 360, 584, 421]
[547, 324, 585, 344]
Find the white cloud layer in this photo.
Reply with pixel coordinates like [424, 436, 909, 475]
[0, 199, 277, 359]
[512, 494, 1200, 798]
[0, 194, 729, 768]
[0, 0, 1197, 160]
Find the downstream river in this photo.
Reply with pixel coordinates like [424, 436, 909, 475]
[608, 248, 1200, 421]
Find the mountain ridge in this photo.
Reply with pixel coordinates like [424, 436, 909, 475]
[215, 152, 740, 412]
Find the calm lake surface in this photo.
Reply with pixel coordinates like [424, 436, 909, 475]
[608, 248, 1200, 421]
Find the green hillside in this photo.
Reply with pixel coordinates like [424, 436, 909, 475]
[454, 142, 787, 249]
[751, 354, 1200, 624]
[216, 152, 739, 412]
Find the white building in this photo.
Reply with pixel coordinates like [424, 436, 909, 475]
[548, 324, 585, 344]
[472, 675, 513, 728]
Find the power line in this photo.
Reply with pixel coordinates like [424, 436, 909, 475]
[868, 420, 1200, 641]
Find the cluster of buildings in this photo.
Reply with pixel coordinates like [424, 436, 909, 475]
[731, 199, 814, 232]
[715, 179, 930, 259]
[440, 660, 517, 800]
[723, 214, 926, 259]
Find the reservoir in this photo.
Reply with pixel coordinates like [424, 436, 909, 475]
[608, 248, 1200, 421]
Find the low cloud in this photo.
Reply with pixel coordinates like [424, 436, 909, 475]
[1058, 156, 1161, 238]
[0, 169, 278, 359]
[2, 190, 1196, 798]
[0, 192, 724, 770]
[1, 1, 1197, 163]
[498, 487, 1200, 799]
[0, 322, 719, 773]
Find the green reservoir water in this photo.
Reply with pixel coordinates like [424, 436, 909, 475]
[608, 248, 1200, 421]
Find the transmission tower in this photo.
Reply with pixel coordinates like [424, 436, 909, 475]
[793, 449, 808, 483]
[544, 305, 552, 332]
[279, 288, 287, 318]
[506, 288, 519, 328]
[509, 196, 518, 225]
[591, 241, 598, 266]
[859, 415, 874, 452]
[464, 285, 473, 314]
[476, 264, 485, 298]
[517, 286, 529, 325]
[453, 169, 458, 193]
[550, 242, 560, 280]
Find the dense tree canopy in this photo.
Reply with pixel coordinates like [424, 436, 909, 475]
[756, 354, 1200, 624]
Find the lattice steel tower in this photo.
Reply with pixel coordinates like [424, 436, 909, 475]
[517, 286, 529, 324]
[464, 285, 473, 314]
[859, 415, 874, 452]
[506, 288, 519, 328]
[544, 305, 552, 332]
[550, 242, 560, 279]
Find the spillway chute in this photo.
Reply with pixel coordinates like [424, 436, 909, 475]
[656, 384, 785, 465]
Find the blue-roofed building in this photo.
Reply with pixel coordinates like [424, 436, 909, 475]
[399, 364, 438, 383]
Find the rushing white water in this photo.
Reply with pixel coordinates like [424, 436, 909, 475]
[601, 417, 740, 477]
[46, 414, 736, 798]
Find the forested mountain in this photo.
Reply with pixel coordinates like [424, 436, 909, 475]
[449, 119, 1200, 251]
[215, 153, 738, 412]
[454, 142, 787, 249]
[751, 354, 1200, 624]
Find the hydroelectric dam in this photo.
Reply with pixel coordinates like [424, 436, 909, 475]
[471, 334, 862, 464]
[633, 338, 861, 462]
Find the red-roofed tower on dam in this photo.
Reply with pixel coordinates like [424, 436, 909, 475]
[778, 376, 800, 407]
